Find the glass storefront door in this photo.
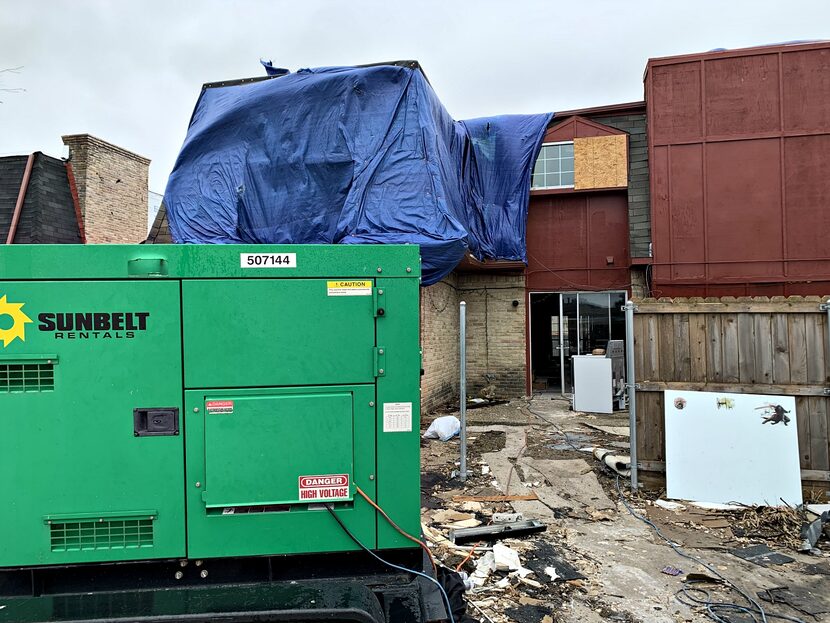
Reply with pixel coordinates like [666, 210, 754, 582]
[530, 291, 626, 394]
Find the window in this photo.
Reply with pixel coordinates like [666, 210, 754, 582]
[532, 142, 574, 189]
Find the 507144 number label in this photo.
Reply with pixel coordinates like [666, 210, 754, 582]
[240, 253, 297, 268]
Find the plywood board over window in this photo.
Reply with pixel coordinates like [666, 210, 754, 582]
[574, 135, 628, 190]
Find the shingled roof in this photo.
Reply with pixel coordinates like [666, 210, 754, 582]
[0, 152, 83, 244]
[144, 199, 172, 244]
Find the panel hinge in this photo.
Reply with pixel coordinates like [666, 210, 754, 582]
[373, 346, 386, 377]
[820, 302, 830, 312]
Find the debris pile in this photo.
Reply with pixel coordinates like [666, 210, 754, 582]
[422, 396, 830, 623]
[643, 496, 830, 555]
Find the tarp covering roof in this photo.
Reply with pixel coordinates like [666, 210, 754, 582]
[164, 63, 552, 284]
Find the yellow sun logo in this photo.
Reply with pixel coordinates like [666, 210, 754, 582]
[0, 295, 33, 347]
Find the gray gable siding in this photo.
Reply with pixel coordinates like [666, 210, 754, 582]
[588, 113, 651, 258]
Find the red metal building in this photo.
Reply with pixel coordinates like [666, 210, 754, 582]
[646, 41, 830, 296]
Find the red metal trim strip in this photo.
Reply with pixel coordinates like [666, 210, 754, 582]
[64, 160, 86, 243]
[6, 153, 36, 244]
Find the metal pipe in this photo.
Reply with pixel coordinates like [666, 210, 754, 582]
[623, 300, 638, 492]
[7, 153, 35, 244]
[821, 302, 830, 397]
[459, 300, 467, 482]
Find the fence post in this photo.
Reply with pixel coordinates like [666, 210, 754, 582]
[623, 300, 638, 491]
[459, 301, 467, 482]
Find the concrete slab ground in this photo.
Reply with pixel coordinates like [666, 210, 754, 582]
[421, 396, 830, 623]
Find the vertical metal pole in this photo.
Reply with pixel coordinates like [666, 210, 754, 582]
[623, 300, 638, 492]
[821, 301, 830, 395]
[459, 301, 467, 482]
[559, 294, 565, 395]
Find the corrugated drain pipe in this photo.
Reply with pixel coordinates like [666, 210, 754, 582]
[6, 153, 36, 244]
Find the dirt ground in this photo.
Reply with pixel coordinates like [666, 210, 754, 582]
[421, 396, 830, 623]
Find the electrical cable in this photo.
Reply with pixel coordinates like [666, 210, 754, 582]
[522, 398, 583, 452]
[455, 541, 481, 572]
[354, 485, 437, 572]
[613, 476, 806, 623]
[324, 504, 456, 623]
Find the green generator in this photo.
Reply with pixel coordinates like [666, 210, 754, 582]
[0, 244, 440, 623]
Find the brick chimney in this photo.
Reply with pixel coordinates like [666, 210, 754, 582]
[61, 134, 150, 243]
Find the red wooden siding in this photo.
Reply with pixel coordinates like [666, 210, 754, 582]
[526, 191, 630, 291]
[646, 42, 830, 296]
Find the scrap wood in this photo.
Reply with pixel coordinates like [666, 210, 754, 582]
[733, 505, 805, 550]
[581, 423, 630, 437]
[432, 509, 475, 523]
[421, 522, 471, 555]
[700, 517, 731, 529]
[453, 493, 539, 502]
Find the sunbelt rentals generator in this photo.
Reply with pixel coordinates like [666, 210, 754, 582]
[0, 244, 447, 623]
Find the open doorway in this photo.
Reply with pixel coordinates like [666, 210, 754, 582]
[529, 291, 626, 394]
[529, 293, 563, 392]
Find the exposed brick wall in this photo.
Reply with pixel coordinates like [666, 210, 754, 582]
[62, 134, 149, 243]
[420, 271, 529, 411]
[630, 266, 648, 299]
[458, 272, 527, 399]
[420, 275, 460, 412]
[590, 114, 651, 258]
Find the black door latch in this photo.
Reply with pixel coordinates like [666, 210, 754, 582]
[134, 408, 179, 436]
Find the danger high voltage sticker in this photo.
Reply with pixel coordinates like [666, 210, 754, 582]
[206, 400, 234, 414]
[298, 474, 351, 501]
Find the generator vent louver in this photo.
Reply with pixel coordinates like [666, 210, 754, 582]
[0, 362, 54, 392]
[49, 519, 154, 552]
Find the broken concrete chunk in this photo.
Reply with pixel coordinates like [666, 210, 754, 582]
[459, 501, 483, 513]
[654, 499, 686, 512]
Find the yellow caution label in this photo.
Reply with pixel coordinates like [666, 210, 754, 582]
[326, 280, 373, 296]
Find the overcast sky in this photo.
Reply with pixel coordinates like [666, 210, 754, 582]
[2, 0, 828, 191]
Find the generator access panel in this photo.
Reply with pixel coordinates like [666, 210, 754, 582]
[0, 245, 421, 568]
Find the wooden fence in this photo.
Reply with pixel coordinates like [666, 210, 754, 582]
[633, 296, 830, 492]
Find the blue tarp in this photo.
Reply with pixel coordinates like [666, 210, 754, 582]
[164, 63, 552, 284]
